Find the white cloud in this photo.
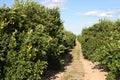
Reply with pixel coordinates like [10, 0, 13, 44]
[118, 15, 120, 19]
[41, 0, 67, 9]
[52, 0, 66, 3]
[41, 0, 50, 4]
[77, 9, 120, 18]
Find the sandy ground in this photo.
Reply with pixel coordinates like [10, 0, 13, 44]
[42, 41, 108, 80]
[80, 45, 108, 80]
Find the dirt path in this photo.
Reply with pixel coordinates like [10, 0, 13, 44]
[43, 41, 108, 80]
[59, 41, 84, 80]
[80, 42, 108, 80]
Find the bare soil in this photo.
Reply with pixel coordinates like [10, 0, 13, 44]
[42, 41, 108, 80]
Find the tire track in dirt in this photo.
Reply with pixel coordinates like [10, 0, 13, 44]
[42, 40, 108, 80]
[78, 41, 108, 80]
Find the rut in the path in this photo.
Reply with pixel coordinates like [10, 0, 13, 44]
[54, 41, 107, 80]
[60, 41, 84, 80]
[43, 41, 107, 80]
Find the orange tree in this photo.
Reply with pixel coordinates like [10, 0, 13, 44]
[0, 0, 76, 79]
[78, 19, 120, 80]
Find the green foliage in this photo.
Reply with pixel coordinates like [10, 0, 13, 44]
[0, 0, 76, 79]
[64, 31, 76, 50]
[78, 19, 120, 80]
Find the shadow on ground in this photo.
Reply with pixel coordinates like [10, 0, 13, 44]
[41, 51, 73, 80]
[92, 63, 107, 72]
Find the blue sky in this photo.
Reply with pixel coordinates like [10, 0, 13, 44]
[0, 0, 120, 35]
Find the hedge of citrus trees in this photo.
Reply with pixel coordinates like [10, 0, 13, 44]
[78, 19, 120, 80]
[0, 0, 76, 79]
